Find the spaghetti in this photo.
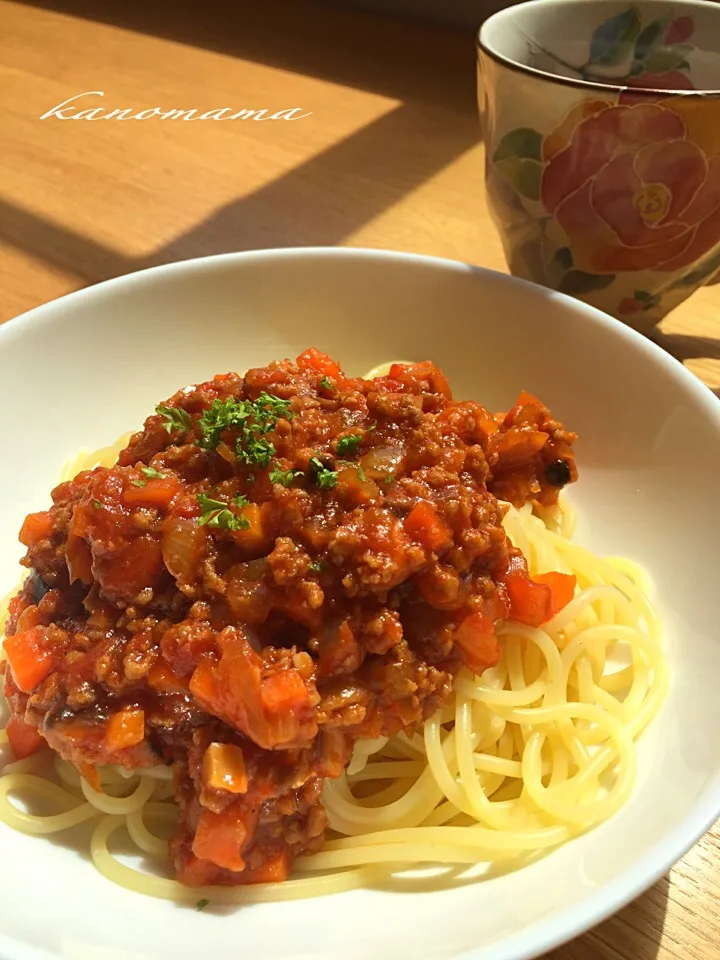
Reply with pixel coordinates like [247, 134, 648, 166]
[0, 489, 666, 902]
[0, 356, 667, 903]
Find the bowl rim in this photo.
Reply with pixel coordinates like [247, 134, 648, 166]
[477, 0, 720, 98]
[2, 245, 720, 960]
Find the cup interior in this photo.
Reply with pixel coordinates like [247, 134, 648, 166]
[480, 0, 720, 93]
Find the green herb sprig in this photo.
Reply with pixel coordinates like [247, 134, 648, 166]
[197, 393, 293, 471]
[197, 493, 250, 531]
[336, 434, 362, 456]
[309, 457, 338, 489]
[156, 404, 192, 435]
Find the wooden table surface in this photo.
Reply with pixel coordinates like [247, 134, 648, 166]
[3, 0, 720, 956]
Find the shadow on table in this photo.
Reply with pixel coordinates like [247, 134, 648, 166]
[0, 95, 480, 287]
[18, 0, 478, 114]
[0, 198, 134, 283]
[652, 331, 720, 364]
[651, 331, 720, 397]
[542, 875, 670, 960]
[140, 102, 479, 267]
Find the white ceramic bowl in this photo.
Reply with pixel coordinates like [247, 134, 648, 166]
[2, 248, 720, 960]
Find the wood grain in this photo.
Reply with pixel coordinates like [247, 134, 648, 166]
[2, 1, 720, 957]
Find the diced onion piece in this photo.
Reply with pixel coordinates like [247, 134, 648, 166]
[202, 742, 249, 794]
[161, 518, 208, 582]
[360, 445, 404, 480]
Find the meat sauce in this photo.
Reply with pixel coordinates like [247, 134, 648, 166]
[2, 350, 577, 886]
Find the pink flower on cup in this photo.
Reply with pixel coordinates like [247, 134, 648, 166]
[541, 101, 720, 273]
[664, 15, 693, 45]
[623, 17, 696, 90]
[623, 69, 694, 91]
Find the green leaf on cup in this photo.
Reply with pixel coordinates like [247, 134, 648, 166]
[645, 45, 691, 73]
[493, 128, 543, 164]
[589, 6, 641, 66]
[519, 238, 547, 283]
[545, 246, 574, 290]
[492, 128, 544, 200]
[494, 157, 542, 201]
[550, 247, 574, 272]
[559, 271, 616, 296]
[633, 18, 666, 62]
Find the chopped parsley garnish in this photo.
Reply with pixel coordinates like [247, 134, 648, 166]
[319, 375, 334, 391]
[310, 559, 327, 573]
[197, 393, 292, 469]
[196, 493, 250, 531]
[384, 475, 395, 486]
[309, 457, 338, 489]
[243, 433, 275, 469]
[269, 465, 302, 487]
[336, 434, 362, 456]
[256, 392, 294, 422]
[131, 478, 146, 488]
[141, 466, 167, 479]
[197, 398, 249, 451]
[156, 404, 192, 435]
[368, 422, 377, 434]
[93, 500, 102, 509]
[196, 898, 210, 911]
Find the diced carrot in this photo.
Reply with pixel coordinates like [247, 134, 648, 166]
[148, 658, 189, 693]
[260, 670, 311, 715]
[189, 658, 218, 704]
[18, 511, 53, 547]
[105, 707, 145, 752]
[453, 612, 501, 675]
[501, 391, 546, 429]
[3, 627, 54, 693]
[100, 536, 163, 598]
[5, 715, 46, 760]
[66, 532, 94, 584]
[192, 804, 258, 872]
[202, 742, 248, 794]
[534, 572, 576, 618]
[494, 427, 548, 460]
[124, 476, 180, 509]
[404, 501, 452, 552]
[500, 564, 575, 628]
[502, 573, 552, 627]
[231, 502, 271, 555]
[296, 347, 342, 379]
[517, 390, 544, 408]
[242, 850, 289, 884]
[80, 763, 103, 793]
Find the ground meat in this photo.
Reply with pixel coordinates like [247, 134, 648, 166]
[3, 349, 577, 887]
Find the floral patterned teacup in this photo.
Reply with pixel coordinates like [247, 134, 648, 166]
[478, 0, 720, 330]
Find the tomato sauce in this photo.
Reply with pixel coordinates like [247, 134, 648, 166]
[2, 351, 577, 885]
